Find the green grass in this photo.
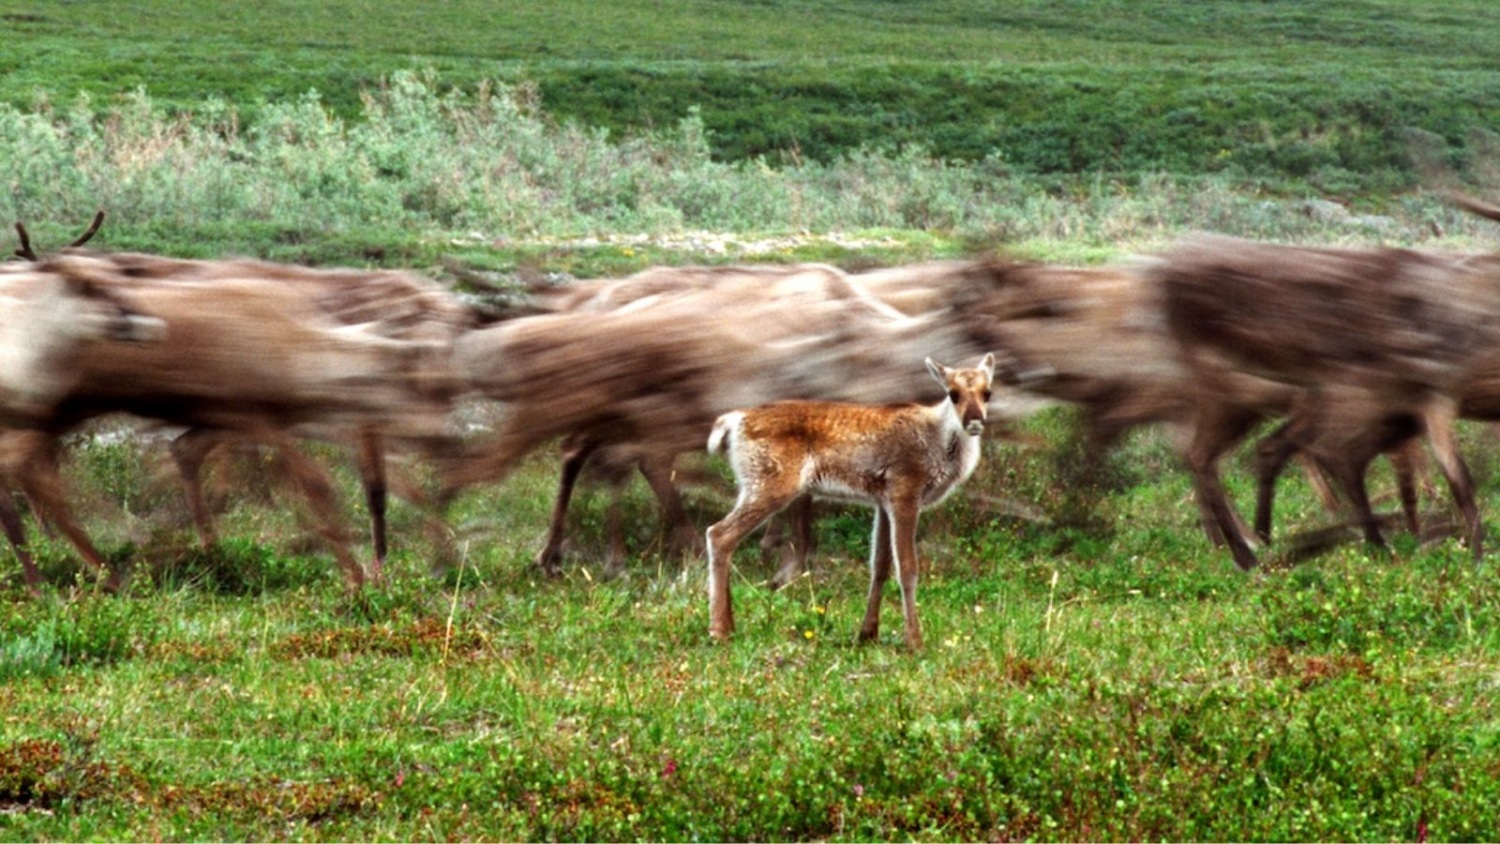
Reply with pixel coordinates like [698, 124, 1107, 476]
[2, 414, 1500, 839]
[3, 0, 1499, 191]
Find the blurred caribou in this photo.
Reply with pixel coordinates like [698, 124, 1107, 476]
[0, 249, 467, 589]
[0, 213, 162, 586]
[516, 262, 868, 576]
[1151, 235, 1500, 569]
[1238, 193, 1500, 554]
[892, 256, 1429, 560]
[83, 250, 476, 574]
[445, 262, 1043, 581]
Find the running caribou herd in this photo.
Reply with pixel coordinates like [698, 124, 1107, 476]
[5, 199, 1500, 648]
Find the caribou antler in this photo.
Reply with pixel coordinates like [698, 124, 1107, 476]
[69, 210, 105, 249]
[12, 210, 107, 261]
[11, 221, 36, 261]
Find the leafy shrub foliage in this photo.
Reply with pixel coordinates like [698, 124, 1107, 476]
[4, 70, 1497, 259]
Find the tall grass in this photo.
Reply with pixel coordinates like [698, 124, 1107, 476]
[4, 70, 1496, 264]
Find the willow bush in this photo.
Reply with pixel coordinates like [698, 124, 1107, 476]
[3, 70, 1495, 257]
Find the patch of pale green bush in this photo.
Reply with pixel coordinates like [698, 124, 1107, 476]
[2, 69, 1495, 249]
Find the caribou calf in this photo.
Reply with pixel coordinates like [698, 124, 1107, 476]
[705, 353, 999, 650]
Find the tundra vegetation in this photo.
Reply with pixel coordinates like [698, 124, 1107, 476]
[2, 2, 1500, 841]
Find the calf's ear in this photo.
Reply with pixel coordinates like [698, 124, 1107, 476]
[925, 357, 950, 386]
[978, 352, 996, 380]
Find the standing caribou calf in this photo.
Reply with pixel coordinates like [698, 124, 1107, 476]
[705, 353, 1001, 650]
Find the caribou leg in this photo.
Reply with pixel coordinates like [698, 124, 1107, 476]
[1253, 417, 1310, 545]
[534, 434, 600, 577]
[355, 429, 389, 579]
[169, 428, 230, 550]
[11, 432, 121, 589]
[1390, 438, 1423, 536]
[1254, 396, 1427, 550]
[769, 495, 816, 590]
[0, 491, 39, 588]
[262, 432, 366, 589]
[637, 454, 703, 559]
[1183, 403, 1262, 570]
[1420, 398, 1482, 564]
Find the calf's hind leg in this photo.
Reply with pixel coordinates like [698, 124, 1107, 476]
[706, 481, 801, 641]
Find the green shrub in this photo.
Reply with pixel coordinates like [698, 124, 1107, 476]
[6, 69, 1499, 265]
[0, 593, 161, 677]
[1257, 552, 1500, 654]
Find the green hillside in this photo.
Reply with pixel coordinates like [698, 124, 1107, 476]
[3, 0, 1498, 191]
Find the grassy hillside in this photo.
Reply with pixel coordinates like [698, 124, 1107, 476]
[3, 0, 1499, 192]
[4, 72, 1499, 274]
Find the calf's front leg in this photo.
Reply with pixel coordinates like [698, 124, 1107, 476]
[888, 497, 924, 650]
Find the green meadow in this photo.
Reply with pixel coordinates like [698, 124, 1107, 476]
[4, 0, 1500, 193]
[1, 1, 1500, 839]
